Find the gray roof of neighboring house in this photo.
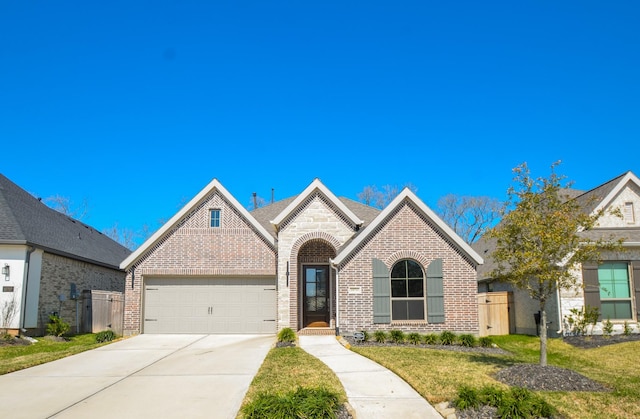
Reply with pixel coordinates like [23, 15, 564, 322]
[0, 174, 130, 269]
[250, 195, 381, 242]
[472, 172, 637, 281]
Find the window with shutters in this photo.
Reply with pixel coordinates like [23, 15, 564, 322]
[390, 259, 425, 320]
[598, 262, 633, 320]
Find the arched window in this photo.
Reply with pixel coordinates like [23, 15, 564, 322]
[390, 259, 425, 320]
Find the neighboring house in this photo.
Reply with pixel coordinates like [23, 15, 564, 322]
[474, 171, 640, 337]
[0, 174, 130, 335]
[120, 178, 483, 336]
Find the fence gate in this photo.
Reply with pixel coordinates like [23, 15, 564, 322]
[478, 292, 514, 337]
[81, 290, 124, 335]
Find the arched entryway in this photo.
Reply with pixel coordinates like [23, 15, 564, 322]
[297, 239, 336, 329]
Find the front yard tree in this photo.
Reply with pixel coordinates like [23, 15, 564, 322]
[488, 161, 622, 366]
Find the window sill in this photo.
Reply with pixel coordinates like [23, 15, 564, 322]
[390, 320, 428, 326]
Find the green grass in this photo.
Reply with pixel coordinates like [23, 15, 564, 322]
[352, 335, 640, 419]
[239, 346, 347, 418]
[0, 334, 113, 375]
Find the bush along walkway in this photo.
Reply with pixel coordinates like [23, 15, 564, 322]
[299, 335, 442, 419]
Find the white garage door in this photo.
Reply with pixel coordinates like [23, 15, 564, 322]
[143, 278, 277, 334]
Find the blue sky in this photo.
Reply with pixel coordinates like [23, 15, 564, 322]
[2, 1, 639, 245]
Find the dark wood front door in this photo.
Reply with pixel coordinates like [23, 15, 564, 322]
[303, 266, 330, 327]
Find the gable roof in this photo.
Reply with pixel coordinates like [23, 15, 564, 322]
[0, 174, 130, 269]
[252, 195, 380, 239]
[333, 187, 484, 266]
[120, 178, 275, 270]
[473, 170, 640, 281]
[578, 171, 640, 216]
[270, 178, 364, 229]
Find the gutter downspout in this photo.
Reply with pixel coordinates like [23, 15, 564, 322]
[329, 259, 339, 336]
[21, 246, 36, 333]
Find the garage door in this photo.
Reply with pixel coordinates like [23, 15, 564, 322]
[143, 278, 277, 334]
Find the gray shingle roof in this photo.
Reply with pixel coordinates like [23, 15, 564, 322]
[473, 171, 637, 281]
[0, 174, 130, 269]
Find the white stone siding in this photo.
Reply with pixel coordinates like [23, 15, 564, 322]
[558, 248, 640, 335]
[276, 195, 356, 329]
[596, 182, 640, 227]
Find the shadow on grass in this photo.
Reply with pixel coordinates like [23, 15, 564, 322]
[466, 352, 519, 369]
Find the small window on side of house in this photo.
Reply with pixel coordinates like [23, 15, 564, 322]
[624, 202, 635, 224]
[210, 209, 221, 228]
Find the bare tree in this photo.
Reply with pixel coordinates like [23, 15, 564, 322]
[103, 223, 138, 250]
[248, 194, 267, 211]
[437, 194, 502, 244]
[1, 294, 18, 332]
[358, 183, 419, 209]
[357, 186, 379, 207]
[44, 195, 89, 220]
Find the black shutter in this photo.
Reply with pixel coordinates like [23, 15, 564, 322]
[582, 263, 601, 321]
[372, 259, 391, 324]
[426, 258, 445, 323]
[632, 261, 640, 319]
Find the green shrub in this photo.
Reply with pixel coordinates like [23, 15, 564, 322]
[455, 385, 555, 418]
[623, 321, 632, 336]
[389, 330, 405, 344]
[277, 327, 296, 343]
[453, 386, 481, 410]
[478, 386, 503, 407]
[407, 332, 422, 345]
[361, 330, 370, 342]
[439, 330, 456, 345]
[242, 387, 341, 418]
[603, 318, 614, 337]
[95, 330, 117, 343]
[459, 334, 477, 347]
[423, 333, 439, 345]
[373, 330, 387, 343]
[478, 336, 493, 348]
[46, 314, 70, 337]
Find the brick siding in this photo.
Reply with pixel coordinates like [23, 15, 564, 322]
[337, 202, 479, 335]
[123, 190, 276, 335]
[39, 252, 124, 334]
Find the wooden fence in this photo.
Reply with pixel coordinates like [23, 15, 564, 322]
[81, 290, 124, 335]
[478, 291, 514, 337]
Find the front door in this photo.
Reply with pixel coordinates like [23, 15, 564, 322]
[303, 266, 330, 327]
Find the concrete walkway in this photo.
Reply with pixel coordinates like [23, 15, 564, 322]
[0, 334, 273, 419]
[299, 335, 442, 418]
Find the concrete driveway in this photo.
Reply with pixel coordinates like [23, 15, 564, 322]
[0, 334, 274, 419]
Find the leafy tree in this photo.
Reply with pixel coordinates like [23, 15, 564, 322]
[437, 194, 502, 244]
[488, 161, 622, 366]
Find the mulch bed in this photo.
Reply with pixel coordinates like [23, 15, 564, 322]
[495, 364, 608, 392]
[344, 337, 511, 356]
[563, 333, 640, 349]
[0, 336, 32, 347]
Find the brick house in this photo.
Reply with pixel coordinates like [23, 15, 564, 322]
[120, 178, 483, 336]
[475, 171, 640, 337]
[0, 174, 130, 335]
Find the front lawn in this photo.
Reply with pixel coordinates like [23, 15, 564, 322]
[0, 334, 113, 375]
[238, 346, 347, 418]
[351, 335, 640, 419]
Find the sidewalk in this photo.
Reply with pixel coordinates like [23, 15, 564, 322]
[299, 335, 443, 419]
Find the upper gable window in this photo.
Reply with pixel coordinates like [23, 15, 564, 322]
[624, 202, 635, 224]
[210, 209, 221, 228]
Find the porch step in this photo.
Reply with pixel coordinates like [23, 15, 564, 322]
[298, 327, 336, 336]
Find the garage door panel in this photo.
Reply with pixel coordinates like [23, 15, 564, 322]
[144, 277, 276, 334]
